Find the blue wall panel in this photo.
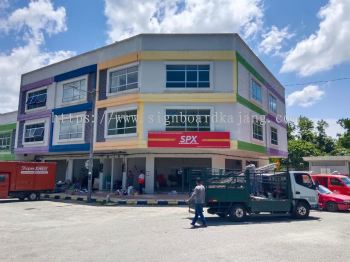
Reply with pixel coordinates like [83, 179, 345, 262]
[54, 64, 97, 82]
[52, 102, 92, 115]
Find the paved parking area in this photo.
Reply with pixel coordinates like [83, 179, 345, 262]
[1, 200, 349, 262]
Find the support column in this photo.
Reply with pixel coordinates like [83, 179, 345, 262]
[122, 156, 127, 190]
[145, 155, 155, 194]
[110, 158, 115, 192]
[212, 155, 225, 169]
[65, 159, 73, 182]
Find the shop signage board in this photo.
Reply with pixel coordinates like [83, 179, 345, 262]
[148, 131, 230, 148]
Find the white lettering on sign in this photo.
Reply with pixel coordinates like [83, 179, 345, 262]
[179, 135, 198, 145]
[20, 166, 49, 175]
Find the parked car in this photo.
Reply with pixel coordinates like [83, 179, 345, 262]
[317, 185, 350, 212]
[311, 174, 350, 196]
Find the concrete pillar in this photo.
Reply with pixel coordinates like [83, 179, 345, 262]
[122, 156, 127, 190]
[111, 158, 115, 192]
[66, 159, 73, 182]
[212, 155, 225, 169]
[145, 155, 155, 194]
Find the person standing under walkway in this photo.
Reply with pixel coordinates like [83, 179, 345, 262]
[188, 177, 207, 228]
[138, 170, 145, 194]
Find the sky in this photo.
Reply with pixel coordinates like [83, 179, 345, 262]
[0, 0, 349, 138]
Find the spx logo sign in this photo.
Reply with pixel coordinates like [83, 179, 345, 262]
[179, 135, 198, 145]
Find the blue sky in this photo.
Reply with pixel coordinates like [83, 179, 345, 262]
[0, 0, 349, 137]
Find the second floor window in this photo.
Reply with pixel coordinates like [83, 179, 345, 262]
[62, 79, 87, 103]
[271, 127, 278, 145]
[109, 65, 138, 94]
[252, 119, 263, 141]
[269, 94, 277, 113]
[166, 109, 211, 131]
[166, 64, 210, 88]
[107, 110, 137, 136]
[0, 132, 11, 151]
[26, 89, 47, 110]
[59, 117, 84, 140]
[251, 79, 262, 103]
[24, 123, 45, 143]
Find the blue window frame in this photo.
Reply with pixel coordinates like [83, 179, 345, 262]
[26, 89, 47, 110]
[269, 94, 277, 113]
[24, 123, 45, 143]
[166, 64, 210, 88]
[251, 79, 262, 103]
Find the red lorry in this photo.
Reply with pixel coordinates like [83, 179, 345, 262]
[0, 161, 56, 201]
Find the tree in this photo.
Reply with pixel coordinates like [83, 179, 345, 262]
[315, 120, 335, 154]
[337, 118, 350, 149]
[287, 121, 296, 141]
[297, 116, 315, 143]
[288, 140, 320, 170]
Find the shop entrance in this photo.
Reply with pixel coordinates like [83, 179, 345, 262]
[154, 157, 211, 193]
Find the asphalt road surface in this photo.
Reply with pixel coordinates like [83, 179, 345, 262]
[1, 200, 349, 262]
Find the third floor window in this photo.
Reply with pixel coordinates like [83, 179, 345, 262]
[109, 65, 138, 94]
[62, 79, 87, 103]
[166, 64, 210, 88]
[26, 89, 47, 110]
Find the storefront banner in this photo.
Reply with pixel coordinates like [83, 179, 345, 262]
[148, 131, 230, 148]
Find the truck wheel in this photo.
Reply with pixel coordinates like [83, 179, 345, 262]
[28, 193, 38, 201]
[293, 202, 310, 219]
[229, 205, 246, 222]
[326, 202, 338, 212]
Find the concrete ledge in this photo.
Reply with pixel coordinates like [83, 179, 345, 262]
[41, 193, 187, 206]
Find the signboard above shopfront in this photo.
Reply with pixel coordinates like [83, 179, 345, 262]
[148, 131, 230, 148]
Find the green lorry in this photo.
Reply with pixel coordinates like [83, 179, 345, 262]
[189, 165, 319, 221]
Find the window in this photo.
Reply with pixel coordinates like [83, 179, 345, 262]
[0, 175, 6, 183]
[330, 178, 343, 186]
[294, 173, 314, 189]
[166, 64, 210, 88]
[62, 79, 87, 103]
[252, 119, 263, 141]
[271, 127, 278, 145]
[24, 123, 45, 143]
[107, 110, 137, 136]
[251, 79, 262, 103]
[26, 89, 47, 110]
[59, 117, 84, 140]
[0, 132, 11, 151]
[341, 177, 350, 187]
[269, 94, 277, 113]
[246, 160, 259, 167]
[109, 65, 138, 93]
[165, 109, 210, 131]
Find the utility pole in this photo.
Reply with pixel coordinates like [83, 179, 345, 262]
[87, 82, 96, 202]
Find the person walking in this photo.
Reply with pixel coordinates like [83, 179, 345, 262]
[137, 170, 145, 194]
[188, 177, 207, 228]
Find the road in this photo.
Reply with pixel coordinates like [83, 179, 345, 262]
[0, 200, 349, 262]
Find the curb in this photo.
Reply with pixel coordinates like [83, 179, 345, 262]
[41, 194, 187, 206]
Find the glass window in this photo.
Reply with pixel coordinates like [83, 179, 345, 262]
[107, 110, 137, 136]
[0, 175, 6, 182]
[294, 173, 314, 189]
[271, 127, 278, 145]
[24, 123, 45, 143]
[0, 132, 11, 151]
[26, 89, 47, 110]
[341, 177, 350, 187]
[109, 66, 138, 93]
[59, 117, 84, 140]
[253, 119, 263, 141]
[62, 79, 87, 103]
[330, 178, 343, 186]
[251, 79, 262, 103]
[269, 94, 277, 113]
[165, 109, 210, 131]
[166, 64, 210, 88]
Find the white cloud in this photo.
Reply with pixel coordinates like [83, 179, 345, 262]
[281, 0, 350, 76]
[286, 85, 325, 107]
[258, 26, 293, 55]
[104, 0, 264, 42]
[0, 0, 74, 113]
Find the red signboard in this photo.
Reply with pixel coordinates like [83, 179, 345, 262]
[148, 131, 230, 148]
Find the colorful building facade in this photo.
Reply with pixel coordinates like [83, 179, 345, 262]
[15, 34, 288, 193]
[0, 111, 17, 161]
